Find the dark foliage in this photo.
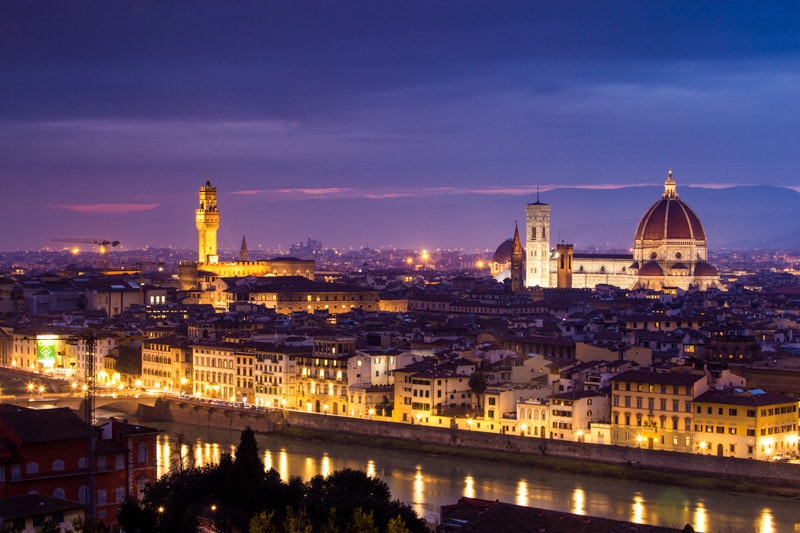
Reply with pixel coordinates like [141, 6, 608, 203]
[134, 430, 423, 533]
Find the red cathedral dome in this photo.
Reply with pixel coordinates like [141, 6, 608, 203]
[492, 238, 514, 264]
[694, 261, 718, 277]
[634, 170, 706, 242]
[638, 261, 664, 276]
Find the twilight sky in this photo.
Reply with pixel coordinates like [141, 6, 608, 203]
[2, 1, 800, 253]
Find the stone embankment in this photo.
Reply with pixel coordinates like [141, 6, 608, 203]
[145, 399, 800, 489]
[139, 398, 287, 433]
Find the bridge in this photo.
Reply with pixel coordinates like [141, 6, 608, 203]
[4, 393, 160, 419]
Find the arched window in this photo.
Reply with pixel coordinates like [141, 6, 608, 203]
[53, 488, 66, 499]
[25, 462, 39, 474]
[52, 460, 64, 472]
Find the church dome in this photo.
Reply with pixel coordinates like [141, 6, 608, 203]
[492, 238, 514, 264]
[638, 261, 664, 276]
[694, 261, 718, 277]
[634, 170, 706, 242]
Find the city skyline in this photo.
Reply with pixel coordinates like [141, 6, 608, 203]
[2, 2, 800, 250]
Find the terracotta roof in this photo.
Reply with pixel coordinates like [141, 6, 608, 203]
[611, 369, 705, 386]
[0, 494, 84, 520]
[694, 261, 718, 277]
[492, 238, 514, 264]
[638, 261, 664, 276]
[447, 500, 680, 533]
[635, 196, 706, 241]
[694, 389, 796, 407]
[0, 406, 85, 443]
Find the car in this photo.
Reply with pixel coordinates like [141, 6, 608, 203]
[771, 453, 786, 461]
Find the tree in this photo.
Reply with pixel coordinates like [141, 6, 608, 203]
[468, 371, 488, 410]
[249, 511, 278, 533]
[319, 507, 339, 533]
[346, 508, 378, 533]
[387, 515, 412, 533]
[117, 495, 155, 533]
[284, 507, 313, 533]
[222, 426, 266, 512]
[304, 469, 426, 533]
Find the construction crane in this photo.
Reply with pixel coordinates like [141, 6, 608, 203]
[51, 238, 120, 269]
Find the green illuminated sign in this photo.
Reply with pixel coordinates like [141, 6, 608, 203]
[37, 339, 56, 362]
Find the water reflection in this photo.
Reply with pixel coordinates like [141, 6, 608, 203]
[413, 466, 424, 505]
[631, 494, 645, 524]
[572, 488, 585, 516]
[153, 423, 800, 532]
[463, 475, 475, 499]
[759, 508, 774, 533]
[516, 480, 528, 507]
[693, 501, 707, 533]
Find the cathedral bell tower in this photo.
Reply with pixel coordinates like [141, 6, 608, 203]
[196, 178, 220, 264]
[525, 193, 551, 288]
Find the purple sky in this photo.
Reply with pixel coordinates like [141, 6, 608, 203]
[2, 1, 800, 252]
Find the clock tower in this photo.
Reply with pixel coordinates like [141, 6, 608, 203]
[196, 178, 220, 264]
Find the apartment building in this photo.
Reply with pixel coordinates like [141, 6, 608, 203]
[693, 388, 799, 460]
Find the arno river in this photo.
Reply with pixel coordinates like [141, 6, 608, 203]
[138, 418, 800, 533]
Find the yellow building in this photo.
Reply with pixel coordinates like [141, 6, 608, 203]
[251, 343, 310, 409]
[191, 341, 237, 400]
[141, 335, 192, 393]
[295, 337, 355, 414]
[392, 357, 477, 424]
[693, 389, 799, 460]
[610, 369, 709, 452]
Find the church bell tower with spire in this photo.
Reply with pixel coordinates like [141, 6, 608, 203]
[510, 222, 525, 292]
[196, 177, 220, 264]
[525, 190, 551, 288]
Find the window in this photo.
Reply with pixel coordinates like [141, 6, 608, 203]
[117, 487, 126, 503]
[52, 459, 64, 472]
[97, 489, 107, 505]
[53, 488, 66, 499]
[26, 461, 39, 474]
[137, 442, 148, 463]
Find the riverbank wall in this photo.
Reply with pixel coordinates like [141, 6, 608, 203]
[283, 409, 800, 489]
[139, 398, 287, 433]
[143, 399, 800, 489]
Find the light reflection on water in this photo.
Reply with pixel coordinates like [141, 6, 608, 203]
[153, 423, 800, 531]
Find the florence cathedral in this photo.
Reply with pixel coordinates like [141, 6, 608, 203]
[493, 171, 720, 292]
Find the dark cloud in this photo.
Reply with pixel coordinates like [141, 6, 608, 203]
[1, 1, 800, 249]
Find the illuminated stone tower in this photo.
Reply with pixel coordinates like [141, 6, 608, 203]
[525, 194, 551, 288]
[510, 222, 525, 292]
[556, 243, 574, 288]
[196, 178, 219, 264]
